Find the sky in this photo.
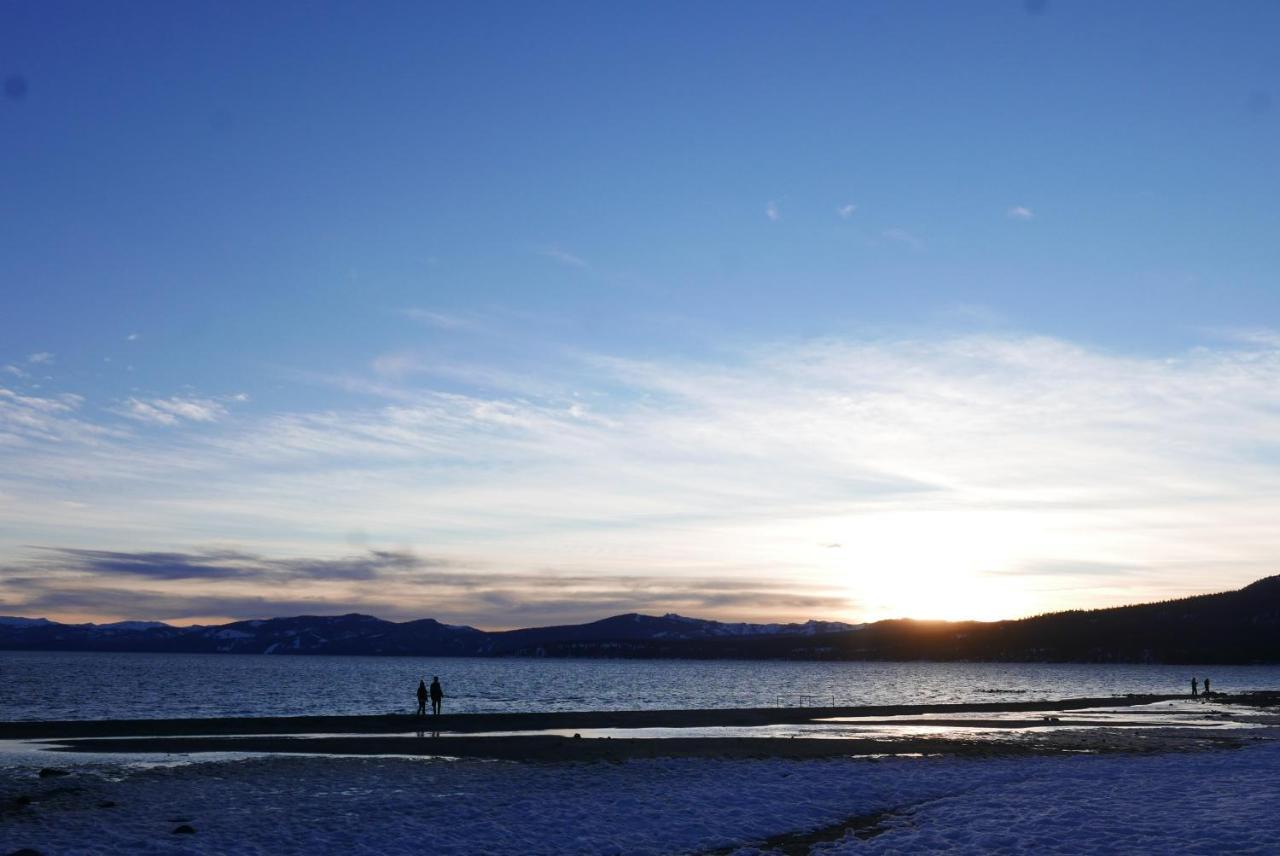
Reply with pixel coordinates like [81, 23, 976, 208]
[2, 0, 1280, 628]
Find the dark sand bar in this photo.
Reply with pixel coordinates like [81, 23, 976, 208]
[43, 734, 1076, 761]
[0, 694, 1183, 740]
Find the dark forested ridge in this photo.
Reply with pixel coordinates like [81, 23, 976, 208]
[2, 576, 1278, 664]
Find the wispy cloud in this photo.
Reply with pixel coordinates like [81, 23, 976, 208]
[1205, 327, 1280, 348]
[0, 387, 100, 445]
[117, 396, 230, 426]
[22, 547, 433, 582]
[881, 227, 923, 249]
[4, 548, 849, 625]
[986, 559, 1147, 579]
[766, 200, 780, 221]
[837, 203, 857, 219]
[126, 333, 140, 342]
[402, 308, 482, 331]
[8, 333, 1280, 623]
[539, 246, 589, 269]
[2, 364, 28, 378]
[1007, 205, 1035, 221]
[27, 352, 53, 365]
[368, 352, 413, 378]
[935, 303, 1008, 326]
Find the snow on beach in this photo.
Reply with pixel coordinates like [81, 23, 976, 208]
[3, 740, 1279, 855]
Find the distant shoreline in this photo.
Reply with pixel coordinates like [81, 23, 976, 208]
[6, 647, 1280, 667]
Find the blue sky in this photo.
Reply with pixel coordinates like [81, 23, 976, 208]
[2, 1, 1280, 627]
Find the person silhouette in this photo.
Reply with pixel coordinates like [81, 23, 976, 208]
[1203, 677, 1211, 698]
[416, 678, 428, 717]
[1191, 677, 1198, 698]
[430, 676, 444, 715]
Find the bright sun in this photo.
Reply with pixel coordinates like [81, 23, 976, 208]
[816, 508, 1053, 622]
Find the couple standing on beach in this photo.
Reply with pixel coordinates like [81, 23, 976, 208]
[417, 676, 444, 716]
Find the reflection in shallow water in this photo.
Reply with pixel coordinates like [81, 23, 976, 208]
[0, 737, 260, 779]
[4, 701, 1271, 774]
[421, 701, 1272, 742]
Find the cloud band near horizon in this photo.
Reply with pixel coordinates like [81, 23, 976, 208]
[4, 330, 1280, 625]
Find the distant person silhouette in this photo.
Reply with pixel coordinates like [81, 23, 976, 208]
[416, 678, 428, 716]
[430, 676, 444, 715]
[1191, 677, 1198, 698]
[1203, 677, 1211, 698]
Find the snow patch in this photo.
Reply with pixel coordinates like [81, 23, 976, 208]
[0, 616, 53, 627]
[3, 741, 1279, 854]
[92, 621, 168, 632]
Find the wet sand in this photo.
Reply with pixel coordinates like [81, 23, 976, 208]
[10, 693, 1276, 762]
[40, 727, 1252, 761]
[40, 733, 1032, 760]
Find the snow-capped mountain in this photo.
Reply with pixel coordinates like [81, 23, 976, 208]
[0, 616, 56, 627]
[0, 610, 860, 657]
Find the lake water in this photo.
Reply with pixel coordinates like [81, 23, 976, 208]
[3, 650, 1279, 721]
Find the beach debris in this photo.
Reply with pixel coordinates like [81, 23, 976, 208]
[36, 769, 69, 779]
[172, 824, 197, 835]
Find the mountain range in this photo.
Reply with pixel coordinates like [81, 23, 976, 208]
[2, 575, 1278, 664]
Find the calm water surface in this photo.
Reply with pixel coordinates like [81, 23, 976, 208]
[3, 651, 1279, 721]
